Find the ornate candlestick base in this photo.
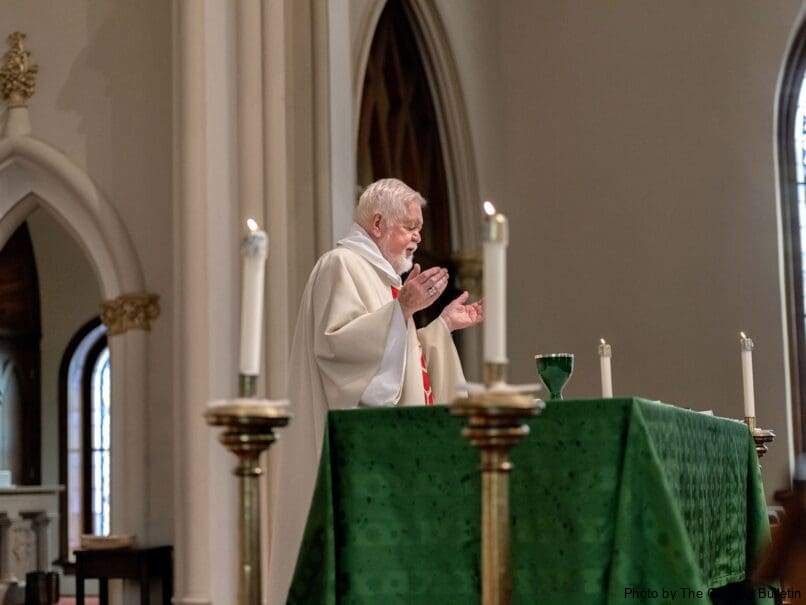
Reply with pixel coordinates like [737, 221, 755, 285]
[205, 399, 290, 605]
[745, 416, 776, 459]
[451, 365, 542, 605]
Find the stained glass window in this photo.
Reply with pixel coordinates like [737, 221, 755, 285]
[90, 347, 110, 536]
[795, 81, 806, 311]
[780, 33, 806, 453]
[62, 321, 110, 563]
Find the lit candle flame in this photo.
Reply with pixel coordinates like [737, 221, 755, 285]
[246, 218, 259, 232]
[740, 331, 747, 340]
[600, 338, 606, 345]
[483, 201, 496, 217]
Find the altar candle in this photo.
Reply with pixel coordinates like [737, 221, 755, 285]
[239, 219, 269, 376]
[740, 332, 755, 418]
[482, 201, 508, 363]
[598, 338, 613, 398]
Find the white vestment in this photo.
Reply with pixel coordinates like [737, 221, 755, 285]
[266, 226, 465, 604]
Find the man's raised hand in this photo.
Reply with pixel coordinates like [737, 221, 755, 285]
[440, 291, 484, 332]
[397, 263, 449, 321]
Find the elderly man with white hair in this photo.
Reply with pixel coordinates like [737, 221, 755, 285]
[267, 177, 483, 603]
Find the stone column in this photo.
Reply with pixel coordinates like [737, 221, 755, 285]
[0, 512, 12, 582]
[19, 511, 48, 570]
[262, 2, 292, 602]
[174, 0, 241, 602]
[237, 0, 265, 229]
[237, 0, 266, 400]
[174, 1, 212, 603]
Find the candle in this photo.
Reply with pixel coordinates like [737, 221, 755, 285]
[482, 202, 508, 363]
[239, 219, 269, 376]
[598, 338, 613, 397]
[740, 332, 755, 418]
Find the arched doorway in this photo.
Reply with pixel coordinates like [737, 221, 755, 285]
[0, 222, 41, 486]
[0, 134, 153, 545]
[357, 0, 457, 327]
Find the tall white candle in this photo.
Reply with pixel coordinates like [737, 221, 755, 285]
[598, 338, 613, 398]
[239, 219, 269, 376]
[482, 201, 508, 364]
[740, 332, 755, 418]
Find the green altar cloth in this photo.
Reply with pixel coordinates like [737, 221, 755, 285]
[288, 398, 772, 604]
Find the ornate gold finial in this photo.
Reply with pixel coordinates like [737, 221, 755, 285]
[0, 32, 39, 108]
[100, 293, 160, 336]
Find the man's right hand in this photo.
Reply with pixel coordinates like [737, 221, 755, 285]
[397, 264, 449, 322]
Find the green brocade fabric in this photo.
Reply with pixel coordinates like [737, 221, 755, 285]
[288, 398, 772, 604]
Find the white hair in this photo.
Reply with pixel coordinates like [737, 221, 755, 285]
[355, 178, 426, 230]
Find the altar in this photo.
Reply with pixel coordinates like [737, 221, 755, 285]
[288, 398, 772, 604]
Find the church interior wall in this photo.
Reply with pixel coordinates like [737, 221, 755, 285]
[498, 0, 802, 497]
[0, 0, 804, 598]
[349, 0, 504, 215]
[346, 0, 798, 498]
[432, 0, 504, 204]
[0, 0, 175, 541]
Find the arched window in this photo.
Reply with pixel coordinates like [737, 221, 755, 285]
[58, 318, 110, 566]
[90, 345, 111, 536]
[357, 0, 459, 328]
[778, 25, 806, 456]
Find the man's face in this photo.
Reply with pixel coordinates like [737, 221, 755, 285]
[375, 201, 423, 274]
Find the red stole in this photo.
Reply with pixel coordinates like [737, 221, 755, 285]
[391, 286, 434, 405]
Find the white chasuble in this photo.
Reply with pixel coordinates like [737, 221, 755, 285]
[266, 229, 465, 605]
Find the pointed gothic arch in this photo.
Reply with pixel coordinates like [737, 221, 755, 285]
[353, 0, 481, 255]
[353, 0, 483, 375]
[0, 129, 153, 542]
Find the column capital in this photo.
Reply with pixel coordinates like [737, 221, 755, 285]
[100, 292, 160, 336]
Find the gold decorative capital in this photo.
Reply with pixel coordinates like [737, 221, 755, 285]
[100, 293, 160, 336]
[0, 32, 38, 108]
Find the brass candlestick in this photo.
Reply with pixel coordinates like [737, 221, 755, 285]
[205, 387, 290, 605]
[744, 416, 776, 459]
[451, 363, 542, 605]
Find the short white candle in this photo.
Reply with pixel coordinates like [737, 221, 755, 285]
[740, 332, 755, 418]
[239, 219, 269, 376]
[598, 338, 613, 398]
[482, 201, 508, 364]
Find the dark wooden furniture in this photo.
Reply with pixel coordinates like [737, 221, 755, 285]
[74, 546, 172, 605]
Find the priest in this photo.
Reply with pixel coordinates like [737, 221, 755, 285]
[267, 178, 483, 604]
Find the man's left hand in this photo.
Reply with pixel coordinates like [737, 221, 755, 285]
[440, 291, 484, 332]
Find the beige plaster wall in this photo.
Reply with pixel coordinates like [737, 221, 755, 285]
[27, 208, 100, 487]
[499, 0, 802, 496]
[433, 0, 503, 203]
[350, 0, 804, 496]
[0, 0, 174, 538]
